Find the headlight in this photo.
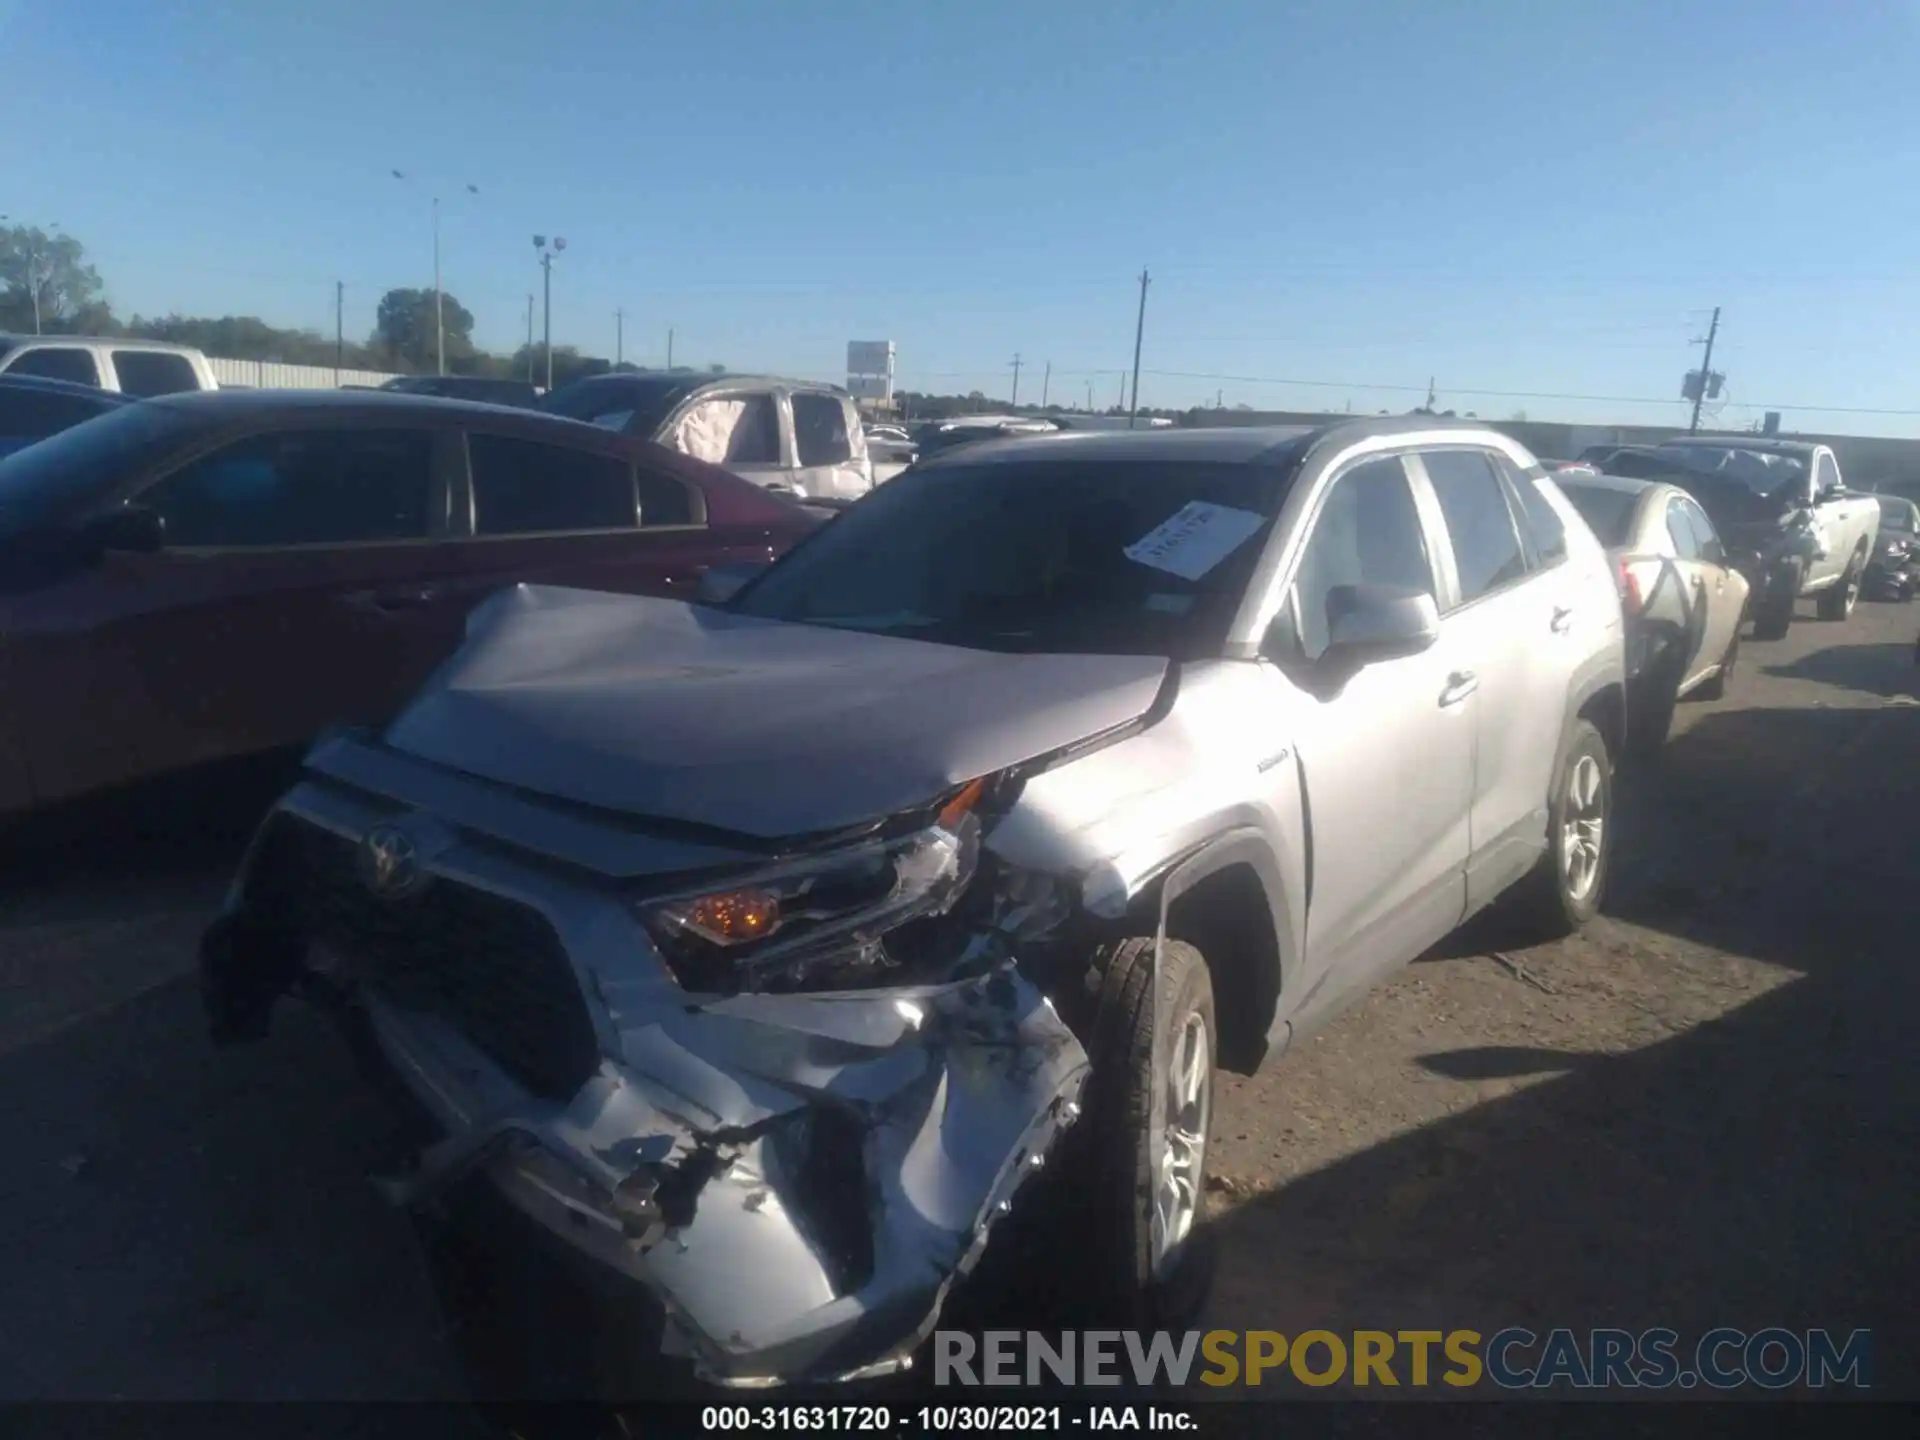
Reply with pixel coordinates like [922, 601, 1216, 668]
[640, 801, 984, 994]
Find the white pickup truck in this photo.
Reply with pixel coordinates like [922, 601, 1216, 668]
[0, 335, 218, 397]
[1583, 437, 1880, 639]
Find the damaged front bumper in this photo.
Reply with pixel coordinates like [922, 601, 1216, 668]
[200, 777, 1089, 1389]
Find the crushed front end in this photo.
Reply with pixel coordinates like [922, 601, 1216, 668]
[199, 735, 1089, 1389]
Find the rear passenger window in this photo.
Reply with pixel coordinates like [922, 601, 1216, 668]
[1499, 456, 1568, 567]
[792, 393, 853, 466]
[5, 346, 99, 387]
[1423, 449, 1528, 604]
[1289, 457, 1435, 662]
[468, 434, 638, 535]
[144, 429, 432, 548]
[111, 351, 201, 397]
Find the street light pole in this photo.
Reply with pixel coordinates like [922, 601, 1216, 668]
[534, 235, 567, 391]
[432, 196, 444, 375]
[393, 172, 475, 375]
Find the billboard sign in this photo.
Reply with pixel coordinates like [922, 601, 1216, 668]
[847, 341, 894, 376]
[847, 374, 892, 400]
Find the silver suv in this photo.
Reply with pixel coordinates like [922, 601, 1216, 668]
[201, 418, 1626, 1389]
[540, 371, 874, 500]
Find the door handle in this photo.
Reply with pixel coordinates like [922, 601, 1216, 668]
[1439, 671, 1479, 707]
[1550, 606, 1574, 633]
[343, 586, 439, 613]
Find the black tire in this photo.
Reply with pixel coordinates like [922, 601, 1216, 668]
[1694, 628, 1737, 702]
[1817, 547, 1867, 621]
[1505, 717, 1613, 942]
[1049, 936, 1217, 1330]
[1624, 656, 1679, 765]
[1752, 559, 1801, 640]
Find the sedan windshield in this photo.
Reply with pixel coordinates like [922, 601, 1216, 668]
[730, 458, 1294, 657]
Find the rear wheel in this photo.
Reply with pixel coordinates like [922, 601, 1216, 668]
[1506, 718, 1613, 942]
[1818, 547, 1866, 621]
[1752, 559, 1801, 640]
[1694, 629, 1737, 702]
[1624, 647, 1681, 764]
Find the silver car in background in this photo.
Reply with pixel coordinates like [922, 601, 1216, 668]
[1554, 469, 1748, 756]
[201, 419, 1627, 1391]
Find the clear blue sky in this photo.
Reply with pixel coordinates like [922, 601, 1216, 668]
[6, 0, 1920, 432]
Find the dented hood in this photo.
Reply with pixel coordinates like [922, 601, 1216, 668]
[381, 584, 1169, 840]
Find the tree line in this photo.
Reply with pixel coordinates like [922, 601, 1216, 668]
[0, 222, 717, 390]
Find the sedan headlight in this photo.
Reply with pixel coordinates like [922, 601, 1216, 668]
[639, 795, 985, 994]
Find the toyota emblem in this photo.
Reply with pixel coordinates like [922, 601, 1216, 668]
[358, 823, 426, 900]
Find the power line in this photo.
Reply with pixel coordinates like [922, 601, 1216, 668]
[1133, 368, 1920, 417]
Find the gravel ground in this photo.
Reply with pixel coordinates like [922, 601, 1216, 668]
[1, 594, 1915, 1411]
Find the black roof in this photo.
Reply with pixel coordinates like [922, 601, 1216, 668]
[144, 386, 558, 424]
[916, 413, 1520, 472]
[547, 370, 849, 397]
[1658, 435, 1820, 457]
[0, 373, 136, 404]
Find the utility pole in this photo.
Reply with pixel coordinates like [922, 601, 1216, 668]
[1127, 268, 1151, 428]
[1085, 378, 1093, 411]
[525, 295, 535, 381]
[1426, 376, 1437, 411]
[1689, 305, 1722, 433]
[334, 281, 344, 385]
[615, 308, 625, 367]
[1010, 353, 1022, 408]
[533, 235, 567, 391]
[1041, 361, 1051, 408]
[432, 196, 444, 375]
[667, 328, 675, 368]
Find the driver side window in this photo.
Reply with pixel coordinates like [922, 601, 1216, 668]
[1814, 453, 1840, 497]
[1287, 456, 1435, 662]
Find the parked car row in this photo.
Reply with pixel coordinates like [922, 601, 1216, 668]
[0, 387, 824, 817]
[0, 390, 1881, 1397]
[191, 417, 1634, 1391]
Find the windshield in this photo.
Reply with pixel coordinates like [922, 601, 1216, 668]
[731, 459, 1293, 657]
[1652, 445, 1807, 498]
[0, 400, 197, 534]
[1556, 482, 1640, 547]
[539, 376, 694, 435]
[1875, 496, 1918, 530]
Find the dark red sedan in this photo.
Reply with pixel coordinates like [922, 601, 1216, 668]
[0, 388, 822, 817]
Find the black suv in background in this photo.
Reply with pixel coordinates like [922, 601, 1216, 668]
[377, 375, 542, 407]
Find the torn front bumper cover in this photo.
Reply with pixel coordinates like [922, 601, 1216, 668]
[199, 810, 1089, 1390]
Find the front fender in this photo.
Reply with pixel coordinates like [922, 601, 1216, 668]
[1151, 824, 1298, 1069]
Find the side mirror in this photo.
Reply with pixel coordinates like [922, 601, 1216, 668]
[1311, 584, 1441, 671]
[84, 504, 165, 556]
[695, 560, 769, 605]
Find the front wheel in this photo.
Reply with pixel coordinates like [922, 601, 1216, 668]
[1051, 936, 1217, 1329]
[1505, 717, 1613, 942]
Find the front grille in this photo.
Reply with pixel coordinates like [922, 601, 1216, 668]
[247, 815, 602, 1102]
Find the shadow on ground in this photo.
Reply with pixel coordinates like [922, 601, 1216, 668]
[1203, 702, 1920, 1397]
[1761, 640, 1917, 699]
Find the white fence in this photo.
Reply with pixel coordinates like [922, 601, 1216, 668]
[208, 357, 403, 390]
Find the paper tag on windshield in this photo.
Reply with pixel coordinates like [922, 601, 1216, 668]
[1124, 502, 1267, 582]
